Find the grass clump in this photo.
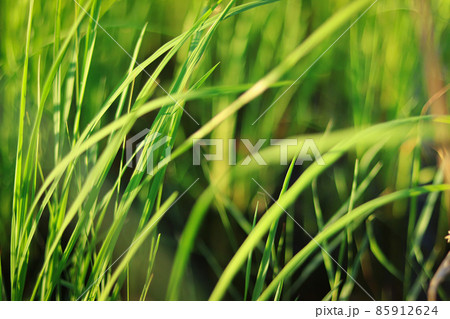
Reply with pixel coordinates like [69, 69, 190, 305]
[0, 0, 448, 300]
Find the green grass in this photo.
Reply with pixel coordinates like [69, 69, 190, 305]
[0, 0, 449, 300]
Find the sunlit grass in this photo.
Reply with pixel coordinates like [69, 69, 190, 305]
[0, 0, 448, 300]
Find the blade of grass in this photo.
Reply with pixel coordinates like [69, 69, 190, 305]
[10, 0, 34, 300]
[140, 233, 161, 301]
[252, 148, 297, 300]
[366, 216, 402, 280]
[244, 203, 259, 301]
[95, 192, 177, 300]
[209, 116, 447, 300]
[258, 184, 450, 300]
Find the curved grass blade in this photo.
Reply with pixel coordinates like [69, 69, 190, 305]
[258, 185, 450, 300]
[209, 116, 448, 300]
